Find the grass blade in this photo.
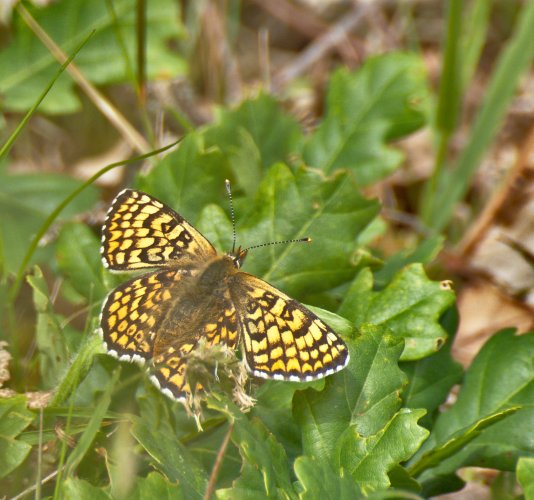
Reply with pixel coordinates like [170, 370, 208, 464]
[423, 1, 534, 231]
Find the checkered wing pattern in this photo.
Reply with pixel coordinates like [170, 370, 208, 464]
[101, 189, 216, 271]
[150, 342, 201, 402]
[232, 273, 350, 381]
[99, 269, 189, 363]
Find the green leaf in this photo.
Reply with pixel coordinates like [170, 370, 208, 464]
[294, 326, 406, 464]
[0, 28, 94, 162]
[210, 398, 297, 499]
[294, 455, 362, 499]
[0, 0, 184, 113]
[306, 305, 355, 338]
[137, 133, 231, 223]
[184, 421, 241, 491]
[252, 381, 307, 464]
[517, 457, 534, 500]
[373, 235, 445, 288]
[27, 266, 71, 388]
[216, 462, 267, 500]
[387, 465, 422, 493]
[338, 265, 455, 360]
[336, 408, 429, 493]
[51, 332, 104, 407]
[238, 164, 380, 299]
[0, 173, 98, 276]
[196, 204, 234, 253]
[0, 396, 34, 479]
[366, 490, 426, 500]
[64, 367, 121, 476]
[105, 448, 187, 500]
[408, 406, 520, 479]
[63, 478, 111, 499]
[204, 93, 302, 194]
[401, 337, 463, 423]
[132, 472, 184, 499]
[131, 392, 208, 499]
[409, 329, 534, 495]
[303, 53, 429, 184]
[56, 222, 108, 303]
[0, 396, 34, 437]
[0, 437, 33, 482]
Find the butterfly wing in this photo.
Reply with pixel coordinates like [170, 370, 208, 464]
[231, 273, 350, 381]
[150, 342, 199, 402]
[150, 287, 240, 401]
[101, 189, 217, 271]
[99, 268, 191, 363]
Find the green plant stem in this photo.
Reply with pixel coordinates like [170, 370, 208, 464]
[421, 0, 462, 223]
[136, 0, 147, 104]
[460, 0, 493, 88]
[435, 0, 463, 136]
[53, 387, 77, 500]
[36, 408, 44, 500]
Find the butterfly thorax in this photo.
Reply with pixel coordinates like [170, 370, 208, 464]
[196, 254, 239, 290]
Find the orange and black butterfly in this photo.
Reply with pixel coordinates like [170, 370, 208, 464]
[99, 188, 349, 402]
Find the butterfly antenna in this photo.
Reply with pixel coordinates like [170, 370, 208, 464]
[244, 237, 311, 252]
[225, 179, 237, 254]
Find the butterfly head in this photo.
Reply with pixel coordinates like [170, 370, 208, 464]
[228, 246, 248, 269]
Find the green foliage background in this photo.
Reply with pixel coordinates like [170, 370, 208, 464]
[1, 1, 534, 499]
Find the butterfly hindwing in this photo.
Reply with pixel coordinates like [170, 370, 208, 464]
[101, 189, 216, 271]
[150, 342, 199, 402]
[150, 289, 239, 401]
[99, 269, 189, 363]
[231, 273, 350, 382]
[201, 291, 239, 350]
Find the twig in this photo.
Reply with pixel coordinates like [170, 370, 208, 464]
[258, 28, 271, 90]
[273, 3, 374, 89]
[11, 466, 66, 500]
[17, 4, 151, 154]
[136, 0, 147, 104]
[203, 422, 234, 500]
[458, 121, 534, 257]
[250, 0, 361, 64]
[249, 0, 328, 39]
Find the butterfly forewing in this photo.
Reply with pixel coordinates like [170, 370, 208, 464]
[101, 189, 216, 271]
[231, 273, 349, 382]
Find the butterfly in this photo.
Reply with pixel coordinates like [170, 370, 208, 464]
[99, 188, 349, 402]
